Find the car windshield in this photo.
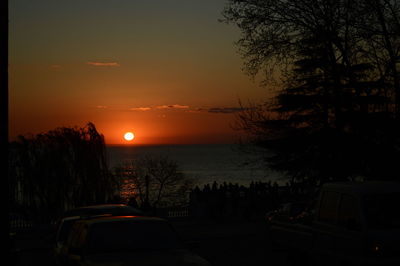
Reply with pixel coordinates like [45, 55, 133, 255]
[364, 192, 400, 229]
[87, 220, 183, 254]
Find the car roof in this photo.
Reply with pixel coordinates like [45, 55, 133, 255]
[70, 204, 132, 210]
[60, 214, 117, 222]
[60, 215, 81, 222]
[74, 215, 167, 226]
[322, 181, 400, 195]
[62, 204, 142, 217]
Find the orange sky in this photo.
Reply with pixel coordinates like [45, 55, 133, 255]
[9, 0, 266, 145]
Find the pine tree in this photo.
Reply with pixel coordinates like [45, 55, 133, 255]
[224, 0, 400, 183]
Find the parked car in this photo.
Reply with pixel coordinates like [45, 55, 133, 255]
[268, 181, 400, 266]
[54, 204, 143, 236]
[54, 215, 81, 265]
[56, 215, 211, 266]
[59, 204, 143, 219]
[53, 204, 144, 260]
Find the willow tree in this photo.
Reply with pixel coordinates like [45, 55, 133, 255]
[9, 122, 117, 221]
[223, 0, 400, 183]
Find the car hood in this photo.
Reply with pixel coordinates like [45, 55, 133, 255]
[84, 249, 211, 266]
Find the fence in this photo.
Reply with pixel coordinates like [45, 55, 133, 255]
[10, 218, 33, 231]
[9, 214, 57, 234]
[167, 207, 189, 218]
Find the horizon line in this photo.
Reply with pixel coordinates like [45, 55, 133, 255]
[106, 142, 239, 147]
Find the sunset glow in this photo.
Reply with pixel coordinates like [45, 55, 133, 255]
[124, 132, 135, 141]
[9, 0, 264, 145]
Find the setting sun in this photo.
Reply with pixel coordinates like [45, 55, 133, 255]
[124, 132, 135, 141]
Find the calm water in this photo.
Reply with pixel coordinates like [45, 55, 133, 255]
[106, 144, 284, 186]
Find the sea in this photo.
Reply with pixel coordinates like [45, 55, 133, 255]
[106, 144, 285, 187]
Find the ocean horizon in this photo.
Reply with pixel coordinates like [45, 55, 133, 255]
[106, 143, 285, 187]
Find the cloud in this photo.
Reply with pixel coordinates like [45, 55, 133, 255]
[130, 107, 152, 111]
[86, 61, 120, 67]
[50, 64, 62, 69]
[96, 105, 108, 109]
[126, 105, 244, 114]
[127, 105, 190, 112]
[186, 108, 206, 113]
[208, 107, 244, 114]
[156, 104, 190, 109]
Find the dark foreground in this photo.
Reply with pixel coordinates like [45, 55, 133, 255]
[12, 219, 289, 266]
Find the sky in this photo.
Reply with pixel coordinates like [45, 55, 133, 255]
[9, 0, 266, 145]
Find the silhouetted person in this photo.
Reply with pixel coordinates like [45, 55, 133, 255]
[212, 181, 218, 191]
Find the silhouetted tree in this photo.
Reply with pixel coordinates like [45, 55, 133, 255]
[358, 0, 400, 116]
[9, 122, 117, 221]
[114, 154, 194, 209]
[223, 0, 400, 183]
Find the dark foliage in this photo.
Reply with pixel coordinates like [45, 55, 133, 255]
[9, 122, 117, 221]
[114, 154, 194, 210]
[223, 0, 400, 183]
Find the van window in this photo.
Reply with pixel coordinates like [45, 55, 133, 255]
[318, 191, 340, 224]
[338, 194, 361, 230]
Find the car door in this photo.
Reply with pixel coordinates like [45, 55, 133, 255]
[65, 223, 88, 266]
[334, 193, 365, 264]
[312, 190, 341, 265]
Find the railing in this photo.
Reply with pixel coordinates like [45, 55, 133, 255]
[9, 215, 57, 233]
[167, 207, 189, 218]
[9, 218, 34, 231]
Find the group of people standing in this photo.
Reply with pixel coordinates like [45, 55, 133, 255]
[188, 180, 310, 220]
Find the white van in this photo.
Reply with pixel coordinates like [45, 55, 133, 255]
[270, 181, 400, 266]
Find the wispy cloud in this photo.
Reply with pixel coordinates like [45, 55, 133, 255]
[128, 104, 191, 112]
[130, 107, 152, 111]
[86, 61, 120, 67]
[96, 105, 108, 109]
[208, 107, 244, 114]
[156, 104, 190, 110]
[50, 64, 62, 69]
[186, 108, 206, 113]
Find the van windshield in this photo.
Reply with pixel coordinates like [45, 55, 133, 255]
[364, 192, 400, 230]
